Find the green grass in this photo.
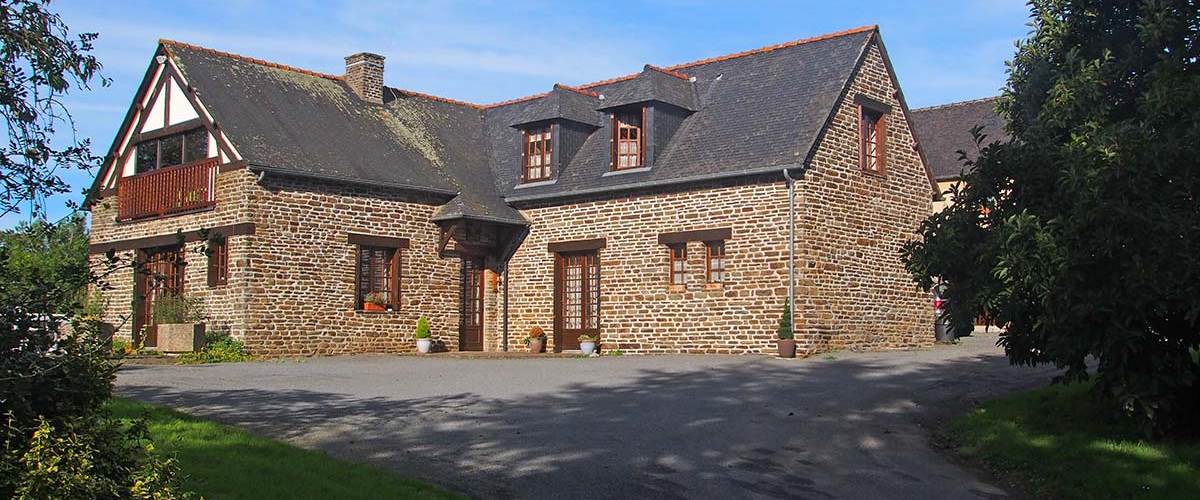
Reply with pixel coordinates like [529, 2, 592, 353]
[107, 398, 463, 500]
[944, 382, 1200, 500]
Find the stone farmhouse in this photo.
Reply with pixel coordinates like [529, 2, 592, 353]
[86, 25, 940, 356]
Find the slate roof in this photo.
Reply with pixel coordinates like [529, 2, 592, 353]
[142, 25, 907, 224]
[598, 65, 697, 111]
[909, 97, 1008, 181]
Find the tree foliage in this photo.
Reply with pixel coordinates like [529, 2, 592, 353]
[903, 0, 1200, 434]
[0, 1, 193, 496]
[0, 0, 108, 219]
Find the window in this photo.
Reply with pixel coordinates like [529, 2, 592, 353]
[206, 237, 228, 286]
[523, 125, 553, 182]
[135, 127, 209, 174]
[859, 106, 886, 174]
[612, 109, 644, 170]
[705, 240, 726, 284]
[668, 243, 687, 286]
[356, 246, 401, 310]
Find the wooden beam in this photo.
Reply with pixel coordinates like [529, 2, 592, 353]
[657, 227, 732, 245]
[547, 237, 606, 253]
[88, 222, 255, 254]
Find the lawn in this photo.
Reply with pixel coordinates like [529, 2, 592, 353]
[108, 398, 463, 500]
[944, 382, 1200, 500]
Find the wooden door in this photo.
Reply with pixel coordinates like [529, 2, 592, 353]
[554, 251, 600, 351]
[459, 258, 484, 351]
[133, 245, 185, 347]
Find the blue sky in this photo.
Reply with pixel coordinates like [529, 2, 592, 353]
[3, 0, 1031, 228]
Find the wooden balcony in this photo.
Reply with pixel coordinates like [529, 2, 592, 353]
[117, 158, 218, 221]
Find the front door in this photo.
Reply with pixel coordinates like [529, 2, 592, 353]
[133, 245, 185, 347]
[554, 251, 600, 351]
[459, 258, 484, 351]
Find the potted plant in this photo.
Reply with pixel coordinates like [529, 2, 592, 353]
[524, 327, 546, 353]
[414, 316, 432, 353]
[152, 293, 206, 353]
[363, 292, 388, 312]
[777, 302, 796, 358]
[578, 334, 598, 355]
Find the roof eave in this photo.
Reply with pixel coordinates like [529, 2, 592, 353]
[504, 162, 807, 205]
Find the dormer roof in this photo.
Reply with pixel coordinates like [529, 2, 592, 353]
[597, 65, 698, 111]
[509, 84, 603, 128]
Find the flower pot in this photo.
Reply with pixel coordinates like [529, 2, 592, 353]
[416, 338, 432, 353]
[580, 340, 597, 356]
[529, 337, 545, 353]
[364, 302, 386, 312]
[778, 339, 796, 358]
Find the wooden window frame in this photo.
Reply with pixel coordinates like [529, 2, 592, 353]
[355, 245, 402, 311]
[858, 104, 887, 175]
[705, 240, 726, 285]
[206, 237, 229, 287]
[521, 124, 554, 183]
[668, 243, 687, 286]
[611, 106, 645, 170]
[135, 125, 209, 174]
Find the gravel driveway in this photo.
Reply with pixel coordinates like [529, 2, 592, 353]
[117, 332, 1054, 499]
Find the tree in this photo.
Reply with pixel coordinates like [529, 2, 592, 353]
[0, 1, 192, 496]
[903, 0, 1200, 434]
[0, 0, 107, 219]
[0, 213, 90, 314]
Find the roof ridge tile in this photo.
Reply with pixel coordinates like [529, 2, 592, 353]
[159, 39, 345, 81]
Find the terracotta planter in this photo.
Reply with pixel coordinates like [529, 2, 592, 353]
[777, 339, 796, 358]
[158, 323, 205, 353]
[363, 302, 386, 312]
[528, 337, 545, 353]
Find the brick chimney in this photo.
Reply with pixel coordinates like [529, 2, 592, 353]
[344, 52, 385, 104]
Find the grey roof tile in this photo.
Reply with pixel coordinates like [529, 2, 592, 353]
[910, 97, 1008, 181]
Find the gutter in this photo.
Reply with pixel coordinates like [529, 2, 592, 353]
[504, 162, 807, 204]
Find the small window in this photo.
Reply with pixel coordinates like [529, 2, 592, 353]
[523, 125, 553, 182]
[612, 109, 643, 170]
[859, 106, 886, 174]
[705, 241, 726, 284]
[207, 237, 229, 287]
[134, 127, 210, 174]
[357, 245, 401, 310]
[668, 243, 687, 286]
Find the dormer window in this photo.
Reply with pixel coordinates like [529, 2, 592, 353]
[135, 126, 208, 174]
[522, 125, 554, 182]
[612, 108, 644, 170]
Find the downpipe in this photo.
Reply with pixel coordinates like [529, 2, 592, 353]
[783, 168, 798, 350]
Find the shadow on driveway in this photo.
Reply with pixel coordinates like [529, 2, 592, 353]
[119, 335, 1052, 499]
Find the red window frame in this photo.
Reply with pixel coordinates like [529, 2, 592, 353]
[668, 243, 687, 286]
[207, 237, 229, 286]
[356, 245, 402, 310]
[705, 240, 726, 284]
[859, 105, 887, 174]
[522, 124, 554, 182]
[612, 107, 645, 170]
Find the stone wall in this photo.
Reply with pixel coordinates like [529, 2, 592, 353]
[496, 39, 933, 355]
[792, 42, 934, 352]
[88, 169, 258, 342]
[243, 175, 460, 356]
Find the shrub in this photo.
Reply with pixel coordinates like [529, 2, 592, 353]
[176, 331, 251, 365]
[151, 294, 204, 324]
[777, 302, 794, 340]
[414, 316, 431, 339]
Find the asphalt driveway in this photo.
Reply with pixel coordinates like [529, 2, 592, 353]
[116, 332, 1055, 499]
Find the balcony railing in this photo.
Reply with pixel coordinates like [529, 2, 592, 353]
[117, 158, 218, 221]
